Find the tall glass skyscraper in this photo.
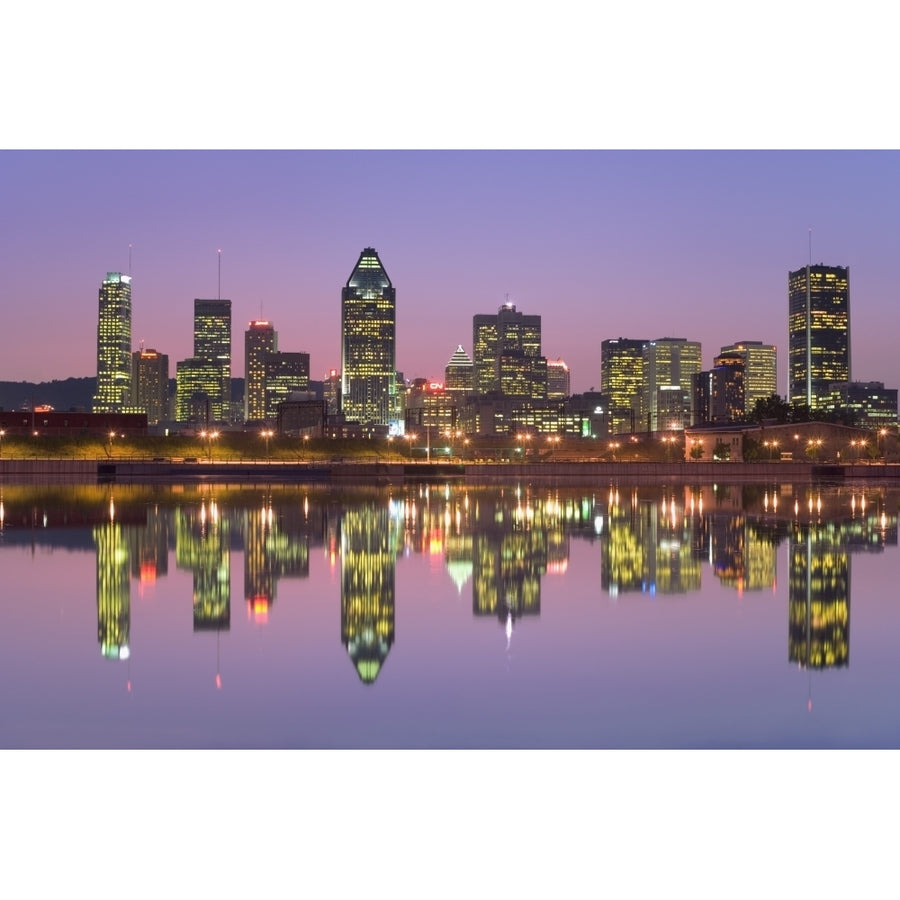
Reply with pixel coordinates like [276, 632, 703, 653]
[788, 264, 850, 410]
[341, 248, 397, 428]
[93, 272, 132, 413]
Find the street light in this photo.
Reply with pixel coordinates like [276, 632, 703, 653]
[200, 429, 219, 461]
[261, 428, 274, 460]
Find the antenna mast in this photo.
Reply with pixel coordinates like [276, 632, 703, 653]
[217, 249, 222, 300]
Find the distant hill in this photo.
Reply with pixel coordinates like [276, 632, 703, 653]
[0, 377, 96, 412]
[0, 377, 255, 415]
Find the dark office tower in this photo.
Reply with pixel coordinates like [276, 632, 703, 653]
[264, 351, 310, 419]
[323, 368, 342, 418]
[601, 338, 648, 434]
[245, 320, 277, 423]
[94, 521, 131, 660]
[708, 352, 746, 423]
[93, 272, 133, 413]
[193, 298, 232, 422]
[546, 359, 571, 400]
[788, 264, 850, 410]
[131, 348, 169, 425]
[444, 344, 474, 399]
[473, 303, 546, 398]
[341, 505, 397, 684]
[719, 341, 777, 415]
[341, 247, 397, 427]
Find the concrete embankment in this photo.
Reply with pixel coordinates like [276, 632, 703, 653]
[2, 458, 900, 484]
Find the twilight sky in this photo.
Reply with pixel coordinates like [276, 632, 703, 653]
[1, 149, 898, 396]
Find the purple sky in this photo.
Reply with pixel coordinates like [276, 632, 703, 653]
[2, 150, 898, 395]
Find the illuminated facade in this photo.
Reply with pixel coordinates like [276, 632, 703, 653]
[824, 381, 898, 430]
[444, 345, 474, 399]
[131, 349, 169, 425]
[193, 298, 232, 422]
[264, 352, 310, 419]
[601, 338, 647, 434]
[176, 504, 231, 632]
[94, 521, 131, 660]
[473, 304, 546, 399]
[546, 358, 571, 399]
[788, 524, 850, 669]
[788, 264, 850, 410]
[404, 379, 457, 435]
[175, 357, 221, 424]
[93, 272, 132, 413]
[719, 341, 777, 415]
[341, 505, 397, 684]
[245, 321, 277, 422]
[643, 338, 702, 431]
[341, 248, 397, 427]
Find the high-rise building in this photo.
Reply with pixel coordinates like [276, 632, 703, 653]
[601, 338, 648, 434]
[93, 272, 132, 413]
[694, 354, 745, 424]
[472, 303, 546, 399]
[642, 338, 702, 431]
[264, 351, 310, 419]
[131, 348, 169, 425]
[788, 264, 850, 410]
[323, 369, 342, 418]
[245, 320, 277, 423]
[444, 345, 474, 399]
[341, 248, 397, 428]
[719, 341, 777, 416]
[546, 358, 571, 400]
[193, 298, 232, 422]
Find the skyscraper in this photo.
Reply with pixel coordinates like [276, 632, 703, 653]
[642, 338, 702, 431]
[182, 298, 231, 423]
[719, 341, 777, 416]
[601, 338, 647, 433]
[788, 264, 850, 410]
[245, 320, 277, 422]
[131, 348, 169, 425]
[341, 248, 397, 428]
[546, 358, 571, 400]
[264, 351, 310, 419]
[472, 303, 546, 398]
[93, 272, 132, 413]
[444, 345, 474, 399]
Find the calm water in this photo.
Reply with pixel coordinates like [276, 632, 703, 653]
[1, 479, 899, 748]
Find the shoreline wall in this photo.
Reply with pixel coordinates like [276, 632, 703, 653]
[4, 458, 900, 484]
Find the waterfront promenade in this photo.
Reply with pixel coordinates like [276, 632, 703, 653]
[2, 458, 900, 484]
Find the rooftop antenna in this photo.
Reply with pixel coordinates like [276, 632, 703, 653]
[217, 248, 222, 300]
[128, 243, 133, 276]
[809, 226, 812, 266]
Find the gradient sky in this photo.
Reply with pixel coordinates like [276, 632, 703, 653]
[2, 149, 898, 396]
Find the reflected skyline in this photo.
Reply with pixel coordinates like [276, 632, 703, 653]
[2, 480, 900, 746]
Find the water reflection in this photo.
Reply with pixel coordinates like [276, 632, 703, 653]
[1, 481, 900, 745]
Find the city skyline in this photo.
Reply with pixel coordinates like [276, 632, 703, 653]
[3, 151, 899, 397]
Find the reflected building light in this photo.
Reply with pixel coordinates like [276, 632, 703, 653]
[109, 498, 115, 521]
[505, 611, 513, 651]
